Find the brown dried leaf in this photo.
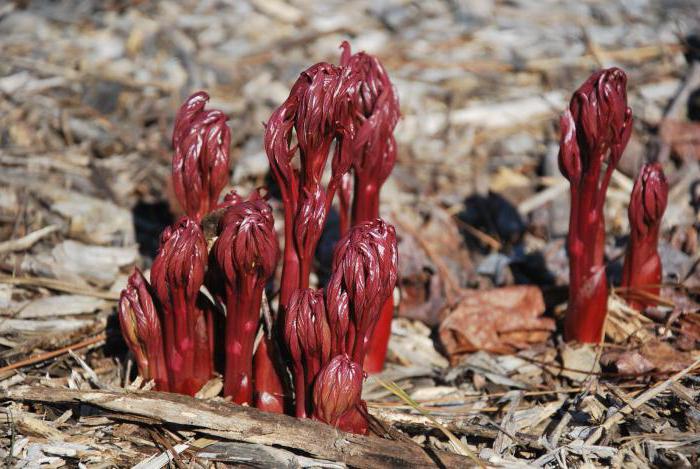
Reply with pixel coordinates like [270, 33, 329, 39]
[608, 339, 696, 375]
[678, 312, 700, 351]
[561, 343, 601, 382]
[660, 119, 700, 163]
[438, 286, 554, 362]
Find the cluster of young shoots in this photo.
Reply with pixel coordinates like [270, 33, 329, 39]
[119, 43, 399, 434]
[119, 50, 666, 430]
[559, 68, 669, 343]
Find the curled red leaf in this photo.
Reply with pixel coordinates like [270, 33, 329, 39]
[150, 216, 209, 394]
[172, 92, 231, 221]
[326, 218, 398, 365]
[622, 162, 669, 309]
[118, 268, 168, 391]
[311, 354, 367, 434]
[284, 288, 331, 417]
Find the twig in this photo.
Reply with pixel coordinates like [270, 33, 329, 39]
[387, 43, 683, 74]
[517, 181, 568, 216]
[133, 441, 191, 469]
[376, 378, 485, 468]
[0, 275, 119, 300]
[0, 225, 59, 254]
[0, 333, 106, 374]
[492, 391, 522, 454]
[584, 356, 700, 445]
[369, 382, 648, 408]
[392, 214, 463, 305]
[452, 218, 503, 251]
[0, 386, 471, 468]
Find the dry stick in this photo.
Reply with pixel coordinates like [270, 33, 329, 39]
[582, 298, 610, 393]
[0, 386, 470, 469]
[0, 275, 119, 301]
[370, 386, 654, 415]
[0, 225, 59, 255]
[453, 219, 503, 251]
[584, 356, 700, 445]
[606, 384, 660, 420]
[0, 333, 106, 374]
[368, 382, 648, 408]
[547, 412, 571, 449]
[376, 378, 485, 468]
[517, 181, 569, 216]
[392, 215, 463, 305]
[611, 286, 675, 308]
[581, 26, 608, 68]
[526, 43, 682, 72]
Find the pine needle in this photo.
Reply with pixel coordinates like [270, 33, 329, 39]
[375, 378, 485, 468]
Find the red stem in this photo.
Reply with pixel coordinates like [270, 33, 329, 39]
[338, 173, 352, 236]
[223, 279, 262, 404]
[160, 300, 178, 391]
[564, 147, 614, 343]
[363, 298, 394, 373]
[351, 177, 378, 226]
[253, 338, 286, 413]
[172, 290, 196, 394]
[191, 307, 212, 393]
[294, 364, 306, 418]
[621, 231, 661, 309]
[280, 202, 300, 308]
[145, 332, 169, 391]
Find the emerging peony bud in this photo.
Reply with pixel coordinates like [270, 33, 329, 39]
[558, 111, 582, 183]
[284, 288, 331, 417]
[559, 68, 634, 343]
[326, 289, 351, 358]
[312, 354, 367, 434]
[209, 194, 279, 403]
[559, 68, 633, 186]
[338, 42, 400, 373]
[264, 95, 301, 307]
[622, 162, 668, 309]
[172, 91, 231, 221]
[264, 59, 360, 306]
[627, 162, 668, 238]
[118, 268, 168, 391]
[150, 217, 209, 395]
[294, 62, 358, 186]
[339, 41, 400, 199]
[326, 219, 398, 366]
[264, 95, 299, 208]
[214, 195, 278, 282]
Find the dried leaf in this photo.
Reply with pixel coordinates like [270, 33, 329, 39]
[605, 339, 696, 375]
[660, 119, 700, 163]
[438, 286, 554, 362]
[561, 344, 600, 382]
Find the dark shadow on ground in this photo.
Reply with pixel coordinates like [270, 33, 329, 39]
[132, 200, 174, 261]
[458, 191, 526, 254]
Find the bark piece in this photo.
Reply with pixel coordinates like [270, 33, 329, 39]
[1, 386, 471, 468]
